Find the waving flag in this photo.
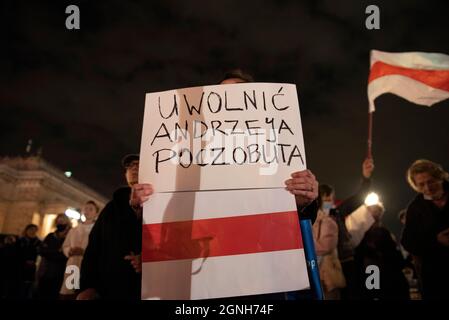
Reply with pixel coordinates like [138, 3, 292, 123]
[368, 50, 449, 112]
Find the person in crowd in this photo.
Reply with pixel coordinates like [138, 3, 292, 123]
[312, 187, 346, 300]
[35, 214, 71, 299]
[60, 201, 100, 299]
[320, 157, 375, 299]
[16, 224, 41, 299]
[220, 68, 254, 84]
[401, 159, 449, 299]
[77, 154, 152, 300]
[78, 70, 319, 300]
[354, 203, 410, 300]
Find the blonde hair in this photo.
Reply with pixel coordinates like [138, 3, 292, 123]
[406, 159, 449, 192]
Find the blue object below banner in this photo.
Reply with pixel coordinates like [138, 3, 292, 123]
[299, 219, 324, 300]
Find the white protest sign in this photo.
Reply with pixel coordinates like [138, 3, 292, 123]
[139, 83, 310, 300]
[139, 83, 306, 192]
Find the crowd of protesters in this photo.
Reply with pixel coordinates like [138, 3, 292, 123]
[0, 202, 100, 300]
[1, 157, 446, 301]
[312, 157, 412, 300]
[1, 70, 448, 300]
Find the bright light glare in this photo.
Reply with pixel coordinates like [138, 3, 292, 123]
[65, 208, 81, 220]
[365, 192, 379, 206]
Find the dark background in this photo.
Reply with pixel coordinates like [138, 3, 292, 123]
[1, 0, 448, 237]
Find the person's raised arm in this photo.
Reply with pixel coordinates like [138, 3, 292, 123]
[338, 158, 374, 216]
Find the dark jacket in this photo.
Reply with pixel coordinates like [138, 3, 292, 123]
[401, 181, 449, 299]
[17, 236, 41, 282]
[80, 187, 142, 300]
[355, 225, 410, 300]
[331, 177, 372, 261]
[36, 232, 67, 299]
[329, 177, 371, 300]
[298, 200, 318, 224]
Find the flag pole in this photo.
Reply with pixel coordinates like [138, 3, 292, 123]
[367, 111, 373, 159]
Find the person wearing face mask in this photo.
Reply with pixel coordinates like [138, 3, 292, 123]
[318, 157, 375, 300]
[321, 200, 334, 215]
[312, 189, 345, 300]
[59, 201, 100, 299]
[35, 214, 71, 299]
[401, 159, 449, 299]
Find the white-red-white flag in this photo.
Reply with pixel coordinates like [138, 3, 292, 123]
[368, 50, 449, 112]
[141, 188, 309, 300]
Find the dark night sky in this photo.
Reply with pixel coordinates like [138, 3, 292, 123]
[1, 0, 448, 236]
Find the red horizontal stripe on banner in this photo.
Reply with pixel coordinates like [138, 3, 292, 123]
[142, 211, 302, 263]
[368, 61, 449, 92]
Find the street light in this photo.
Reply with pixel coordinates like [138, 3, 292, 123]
[64, 171, 72, 178]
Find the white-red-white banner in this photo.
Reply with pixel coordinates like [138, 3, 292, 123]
[141, 188, 309, 300]
[368, 50, 449, 112]
[139, 83, 309, 300]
